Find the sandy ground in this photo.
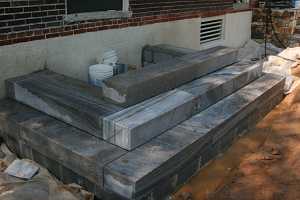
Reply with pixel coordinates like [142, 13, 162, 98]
[173, 67, 300, 200]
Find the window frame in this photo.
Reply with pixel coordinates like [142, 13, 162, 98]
[64, 0, 131, 22]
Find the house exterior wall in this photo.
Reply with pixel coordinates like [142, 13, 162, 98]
[0, 0, 234, 46]
[0, 1, 251, 99]
[252, 8, 300, 47]
[0, 10, 252, 99]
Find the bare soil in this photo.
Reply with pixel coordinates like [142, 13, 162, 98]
[173, 67, 300, 200]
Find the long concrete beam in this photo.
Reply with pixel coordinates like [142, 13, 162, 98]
[6, 70, 122, 139]
[102, 46, 238, 107]
[103, 61, 262, 150]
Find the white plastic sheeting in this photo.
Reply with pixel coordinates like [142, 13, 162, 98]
[238, 40, 300, 94]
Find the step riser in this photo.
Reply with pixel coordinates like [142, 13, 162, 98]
[6, 70, 122, 139]
[0, 99, 126, 199]
[181, 61, 263, 113]
[103, 90, 195, 150]
[102, 47, 238, 107]
[103, 62, 263, 150]
[133, 91, 284, 200]
[104, 74, 285, 199]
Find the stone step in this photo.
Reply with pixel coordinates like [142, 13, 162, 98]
[103, 61, 263, 150]
[0, 99, 126, 199]
[102, 46, 238, 107]
[6, 70, 122, 139]
[142, 44, 197, 66]
[104, 74, 285, 200]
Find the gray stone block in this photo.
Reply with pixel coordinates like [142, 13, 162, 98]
[32, 148, 62, 180]
[102, 46, 238, 107]
[0, 99, 126, 191]
[104, 74, 285, 200]
[60, 164, 96, 193]
[6, 70, 122, 138]
[103, 89, 196, 150]
[20, 116, 126, 186]
[179, 60, 263, 113]
[143, 44, 197, 65]
[103, 61, 262, 150]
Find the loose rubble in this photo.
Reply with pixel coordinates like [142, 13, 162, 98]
[0, 143, 94, 200]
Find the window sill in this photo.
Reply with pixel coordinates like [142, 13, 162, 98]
[64, 11, 132, 23]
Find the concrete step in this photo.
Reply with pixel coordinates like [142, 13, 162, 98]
[104, 74, 285, 200]
[0, 99, 126, 199]
[6, 70, 122, 139]
[142, 44, 197, 66]
[102, 46, 238, 107]
[103, 61, 263, 150]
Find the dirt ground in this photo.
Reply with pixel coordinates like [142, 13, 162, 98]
[173, 67, 300, 200]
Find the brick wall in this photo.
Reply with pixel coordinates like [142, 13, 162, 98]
[252, 8, 299, 47]
[0, 0, 236, 46]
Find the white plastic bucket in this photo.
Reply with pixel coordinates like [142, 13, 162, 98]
[295, 0, 300, 8]
[97, 50, 118, 65]
[89, 64, 114, 87]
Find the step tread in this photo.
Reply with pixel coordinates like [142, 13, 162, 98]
[103, 60, 262, 150]
[0, 99, 126, 186]
[103, 46, 238, 106]
[6, 70, 123, 138]
[104, 73, 285, 199]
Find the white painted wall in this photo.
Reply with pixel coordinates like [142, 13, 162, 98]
[0, 11, 252, 98]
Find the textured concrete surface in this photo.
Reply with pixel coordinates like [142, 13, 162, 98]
[104, 74, 285, 200]
[102, 47, 238, 106]
[143, 44, 197, 65]
[0, 99, 126, 199]
[6, 70, 122, 138]
[103, 61, 262, 150]
[173, 70, 300, 200]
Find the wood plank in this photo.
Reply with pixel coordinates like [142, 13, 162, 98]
[104, 74, 285, 199]
[6, 70, 122, 138]
[102, 46, 238, 107]
[103, 61, 262, 150]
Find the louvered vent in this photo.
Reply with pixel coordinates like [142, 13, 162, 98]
[200, 18, 224, 44]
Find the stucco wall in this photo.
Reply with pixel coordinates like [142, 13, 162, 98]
[0, 11, 252, 99]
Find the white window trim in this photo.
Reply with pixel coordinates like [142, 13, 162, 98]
[64, 0, 131, 22]
[199, 15, 226, 49]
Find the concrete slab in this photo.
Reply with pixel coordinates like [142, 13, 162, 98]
[142, 44, 197, 66]
[104, 74, 285, 200]
[102, 46, 238, 107]
[103, 61, 262, 150]
[0, 99, 126, 189]
[6, 70, 122, 138]
[103, 89, 196, 150]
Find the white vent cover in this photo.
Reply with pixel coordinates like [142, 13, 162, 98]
[200, 18, 224, 44]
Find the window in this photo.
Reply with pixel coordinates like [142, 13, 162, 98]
[200, 16, 225, 46]
[64, 0, 131, 22]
